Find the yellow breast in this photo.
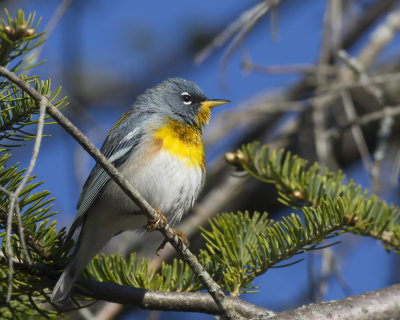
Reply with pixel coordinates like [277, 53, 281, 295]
[153, 118, 205, 170]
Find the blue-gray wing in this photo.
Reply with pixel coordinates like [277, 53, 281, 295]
[75, 111, 148, 221]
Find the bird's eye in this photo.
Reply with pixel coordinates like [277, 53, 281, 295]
[181, 92, 192, 105]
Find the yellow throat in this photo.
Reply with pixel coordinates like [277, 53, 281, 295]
[152, 99, 230, 170]
[154, 117, 206, 170]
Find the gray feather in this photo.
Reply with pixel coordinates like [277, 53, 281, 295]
[76, 114, 148, 220]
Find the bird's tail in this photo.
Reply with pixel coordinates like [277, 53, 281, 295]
[51, 216, 110, 303]
[50, 256, 81, 303]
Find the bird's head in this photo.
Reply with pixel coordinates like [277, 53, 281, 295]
[140, 78, 230, 130]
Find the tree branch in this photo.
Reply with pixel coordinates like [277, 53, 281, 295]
[83, 280, 275, 318]
[10, 258, 400, 320]
[269, 283, 400, 320]
[0, 66, 240, 319]
[83, 279, 400, 320]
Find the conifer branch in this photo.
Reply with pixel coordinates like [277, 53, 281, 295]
[1, 95, 46, 302]
[0, 205, 53, 259]
[227, 142, 400, 251]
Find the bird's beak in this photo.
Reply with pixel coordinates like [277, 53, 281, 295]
[201, 99, 230, 109]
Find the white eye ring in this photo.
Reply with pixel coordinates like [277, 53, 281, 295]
[181, 92, 192, 105]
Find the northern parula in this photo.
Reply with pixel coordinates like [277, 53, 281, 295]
[51, 77, 230, 302]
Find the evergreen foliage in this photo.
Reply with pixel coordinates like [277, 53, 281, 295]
[234, 142, 400, 251]
[0, 8, 399, 320]
[0, 9, 67, 146]
[86, 253, 201, 292]
[0, 9, 68, 319]
[0, 152, 67, 319]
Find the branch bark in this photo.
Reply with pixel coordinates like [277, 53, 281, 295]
[269, 283, 400, 320]
[83, 280, 275, 318]
[83, 279, 400, 320]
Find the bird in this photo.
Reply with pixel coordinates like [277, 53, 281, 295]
[50, 77, 230, 303]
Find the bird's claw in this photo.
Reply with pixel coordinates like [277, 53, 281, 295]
[146, 209, 167, 231]
[156, 228, 189, 256]
[144, 210, 189, 255]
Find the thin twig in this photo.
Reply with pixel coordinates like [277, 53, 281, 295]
[330, 0, 342, 59]
[314, 248, 351, 302]
[6, 196, 15, 302]
[219, 0, 280, 87]
[27, 0, 73, 70]
[14, 204, 31, 264]
[323, 105, 400, 139]
[0, 66, 241, 320]
[351, 6, 400, 190]
[45, 0, 73, 37]
[338, 44, 398, 190]
[357, 6, 400, 69]
[2, 94, 47, 302]
[242, 54, 336, 75]
[337, 50, 383, 103]
[312, 0, 338, 169]
[206, 70, 400, 152]
[340, 89, 372, 171]
[371, 110, 394, 191]
[319, 0, 335, 65]
[194, 0, 281, 64]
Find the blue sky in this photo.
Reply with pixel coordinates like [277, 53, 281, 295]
[4, 1, 400, 319]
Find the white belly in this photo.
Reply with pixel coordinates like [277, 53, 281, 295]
[101, 149, 204, 228]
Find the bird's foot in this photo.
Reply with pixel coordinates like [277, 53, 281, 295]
[156, 228, 189, 256]
[143, 210, 189, 255]
[146, 209, 167, 232]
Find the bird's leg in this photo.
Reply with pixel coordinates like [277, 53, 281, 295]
[156, 228, 189, 256]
